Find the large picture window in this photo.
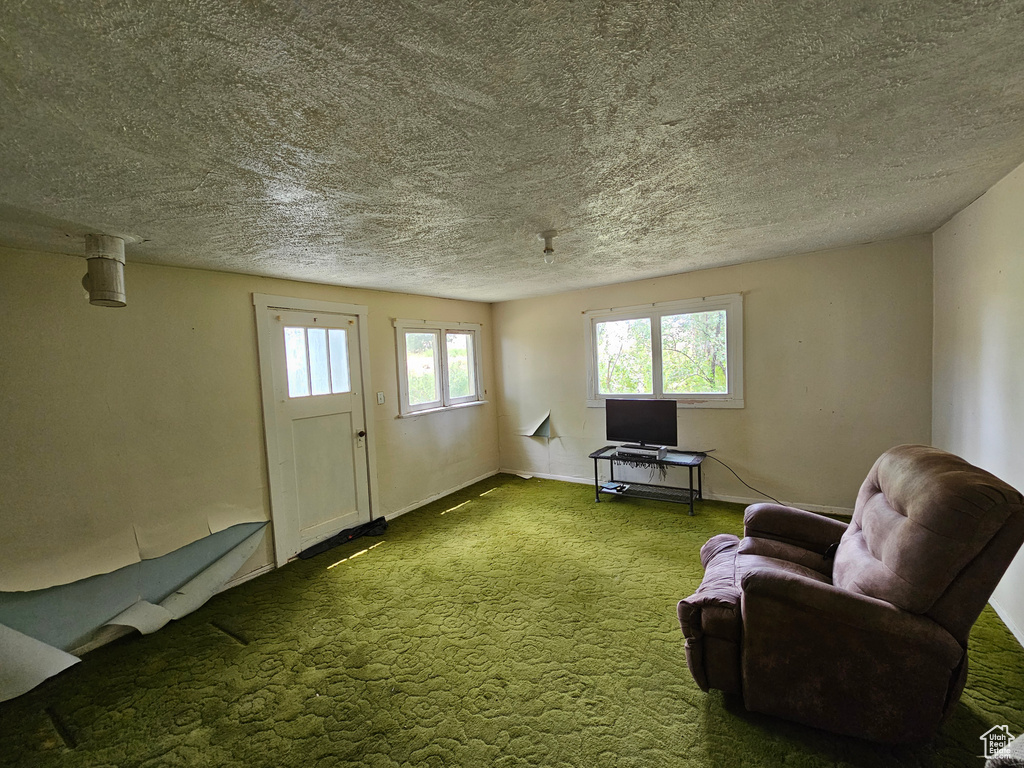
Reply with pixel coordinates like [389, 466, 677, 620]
[585, 293, 743, 408]
[395, 319, 483, 415]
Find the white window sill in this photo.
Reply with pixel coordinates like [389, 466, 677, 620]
[397, 400, 489, 418]
[587, 398, 743, 409]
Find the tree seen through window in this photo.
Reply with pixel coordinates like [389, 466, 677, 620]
[595, 317, 653, 395]
[405, 332, 439, 405]
[661, 310, 727, 394]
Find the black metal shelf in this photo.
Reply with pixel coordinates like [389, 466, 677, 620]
[589, 446, 706, 516]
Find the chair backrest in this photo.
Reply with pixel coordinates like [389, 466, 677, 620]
[832, 445, 1024, 642]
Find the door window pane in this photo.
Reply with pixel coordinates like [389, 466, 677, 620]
[595, 318, 653, 395]
[284, 327, 310, 398]
[307, 328, 331, 396]
[661, 310, 728, 394]
[405, 331, 440, 405]
[285, 324, 353, 399]
[328, 329, 351, 393]
[446, 332, 475, 399]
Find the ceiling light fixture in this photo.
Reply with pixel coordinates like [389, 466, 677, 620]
[538, 230, 557, 265]
[82, 234, 127, 307]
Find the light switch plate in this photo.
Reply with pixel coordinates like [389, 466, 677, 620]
[376, 392, 385, 405]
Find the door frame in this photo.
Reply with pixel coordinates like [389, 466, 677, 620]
[253, 293, 380, 566]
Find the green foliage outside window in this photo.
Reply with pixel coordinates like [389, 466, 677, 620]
[405, 330, 476, 406]
[596, 318, 653, 394]
[596, 310, 728, 397]
[446, 333, 475, 399]
[406, 332, 438, 405]
[662, 310, 727, 394]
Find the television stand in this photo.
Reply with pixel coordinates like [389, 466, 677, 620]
[588, 445, 705, 516]
[616, 444, 667, 459]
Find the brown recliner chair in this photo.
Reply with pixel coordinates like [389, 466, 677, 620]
[678, 445, 1024, 743]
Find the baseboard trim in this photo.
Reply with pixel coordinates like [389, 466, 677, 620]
[990, 596, 1024, 651]
[386, 469, 501, 520]
[499, 468, 591, 485]
[703, 492, 854, 517]
[497, 468, 854, 516]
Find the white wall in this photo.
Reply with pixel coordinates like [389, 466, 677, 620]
[493, 236, 934, 511]
[0, 248, 498, 591]
[933, 160, 1024, 645]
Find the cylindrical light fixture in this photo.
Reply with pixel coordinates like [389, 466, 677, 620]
[82, 234, 126, 307]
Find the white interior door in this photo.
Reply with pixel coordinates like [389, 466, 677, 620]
[254, 296, 376, 564]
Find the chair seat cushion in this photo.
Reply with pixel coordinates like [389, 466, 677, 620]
[736, 536, 834, 577]
[679, 533, 835, 694]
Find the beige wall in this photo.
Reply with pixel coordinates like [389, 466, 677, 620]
[933, 160, 1024, 644]
[493, 236, 934, 512]
[0, 247, 498, 591]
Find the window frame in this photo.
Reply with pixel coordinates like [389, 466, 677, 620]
[584, 293, 744, 409]
[394, 318, 484, 416]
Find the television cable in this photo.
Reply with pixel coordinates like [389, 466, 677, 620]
[699, 450, 783, 505]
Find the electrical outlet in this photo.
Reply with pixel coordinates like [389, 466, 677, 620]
[376, 392, 385, 405]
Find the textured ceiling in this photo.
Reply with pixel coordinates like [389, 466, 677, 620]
[2, 1, 1024, 301]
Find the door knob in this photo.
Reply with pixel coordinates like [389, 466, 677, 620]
[357, 430, 367, 438]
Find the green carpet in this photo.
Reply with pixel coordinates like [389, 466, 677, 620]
[3, 475, 1023, 767]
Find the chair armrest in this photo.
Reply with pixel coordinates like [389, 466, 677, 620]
[740, 566, 962, 665]
[743, 503, 848, 555]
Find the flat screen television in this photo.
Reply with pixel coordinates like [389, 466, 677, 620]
[605, 398, 677, 448]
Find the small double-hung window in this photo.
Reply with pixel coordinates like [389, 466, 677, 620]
[585, 293, 744, 408]
[395, 319, 483, 415]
